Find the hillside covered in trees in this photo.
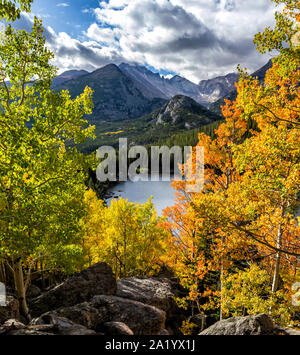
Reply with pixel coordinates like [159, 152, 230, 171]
[0, 0, 299, 336]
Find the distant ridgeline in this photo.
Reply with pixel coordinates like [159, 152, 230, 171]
[209, 60, 273, 115]
[52, 61, 271, 153]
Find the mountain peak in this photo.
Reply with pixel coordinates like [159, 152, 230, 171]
[94, 63, 122, 73]
[208, 60, 273, 115]
[170, 75, 186, 82]
[118, 63, 243, 105]
[89, 64, 124, 80]
[168, 94, 195, 105]
[54, 62, 166, 123]
[120, 62, 161, 77]
[153, 94, 220, 128]
[198, 72, 239, 103]
[60, 69, 88, 76]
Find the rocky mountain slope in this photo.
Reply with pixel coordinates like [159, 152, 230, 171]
[53, 61, 271, 132]
[209, 60, 273, 115]
[55, 64, 166, 123]
[119, 62, 226, 106]
[198, 73, 239, 104]
[149, 95, 220, 129]
[52, 69, 89, 88]
[118, 63, 168, 100]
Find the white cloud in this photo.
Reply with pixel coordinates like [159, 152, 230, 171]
[99, 0, 130, 9]
[16, 1, 280, 82]
[85, 24, 119, 45]
[86, 0, 278, 81]
[11, 13, 124, 74]
[47, 29, 124, 73]
[56, 3, 70, 7]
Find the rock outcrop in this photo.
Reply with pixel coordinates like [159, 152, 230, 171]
[36, 302, 102, 331]
[0, 319, 53, 335]
[29, 263, 117, 317]
[91, 295, 166, 335]
[33, 315, 97, 335]
[116, 276, 187, 333]
[4, 262, 293, 336]
[116, 276, 178, 313]
[200, 314, 275, 335]
[0, 317, 97, 335]
[102, 322, 134, 335]
[151, 95, 220, 129]
[32, 295, 165, 335]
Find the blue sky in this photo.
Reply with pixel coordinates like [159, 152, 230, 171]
[18, 0, 278, 82]
[31, 0, 99, 37]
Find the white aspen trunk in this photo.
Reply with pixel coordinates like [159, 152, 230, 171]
[272, 224, 283, 293]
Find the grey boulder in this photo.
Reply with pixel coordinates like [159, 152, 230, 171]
[116, 276, 186, 333]
[33, 295, 166, 335]
[91, 295, 166, 335]
[33, 302, 102, 331]
[30, 263, 117, 317]
[103, 322, 134, 335]
[30, 313, 96, 335]
[200, 314, 275, 335]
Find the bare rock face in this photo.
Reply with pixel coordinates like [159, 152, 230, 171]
[55, 302, 102, 331]
[91, 295, 166, 335]
[103, 322, 134, 335]
[29, 263, 117, 317]
[55, 323, 97, 336]
[56, 64, 166, 123]
[152, 95, 219, 128]
[117, 277, 176, 312]
[33, 295, 165, 335]
[200, 314, 275, 336]
[116, 276, 187, 333]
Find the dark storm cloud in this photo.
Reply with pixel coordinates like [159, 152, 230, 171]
[10, 0, 278, 81]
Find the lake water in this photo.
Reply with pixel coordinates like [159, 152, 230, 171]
[106, 175, 177, 215]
